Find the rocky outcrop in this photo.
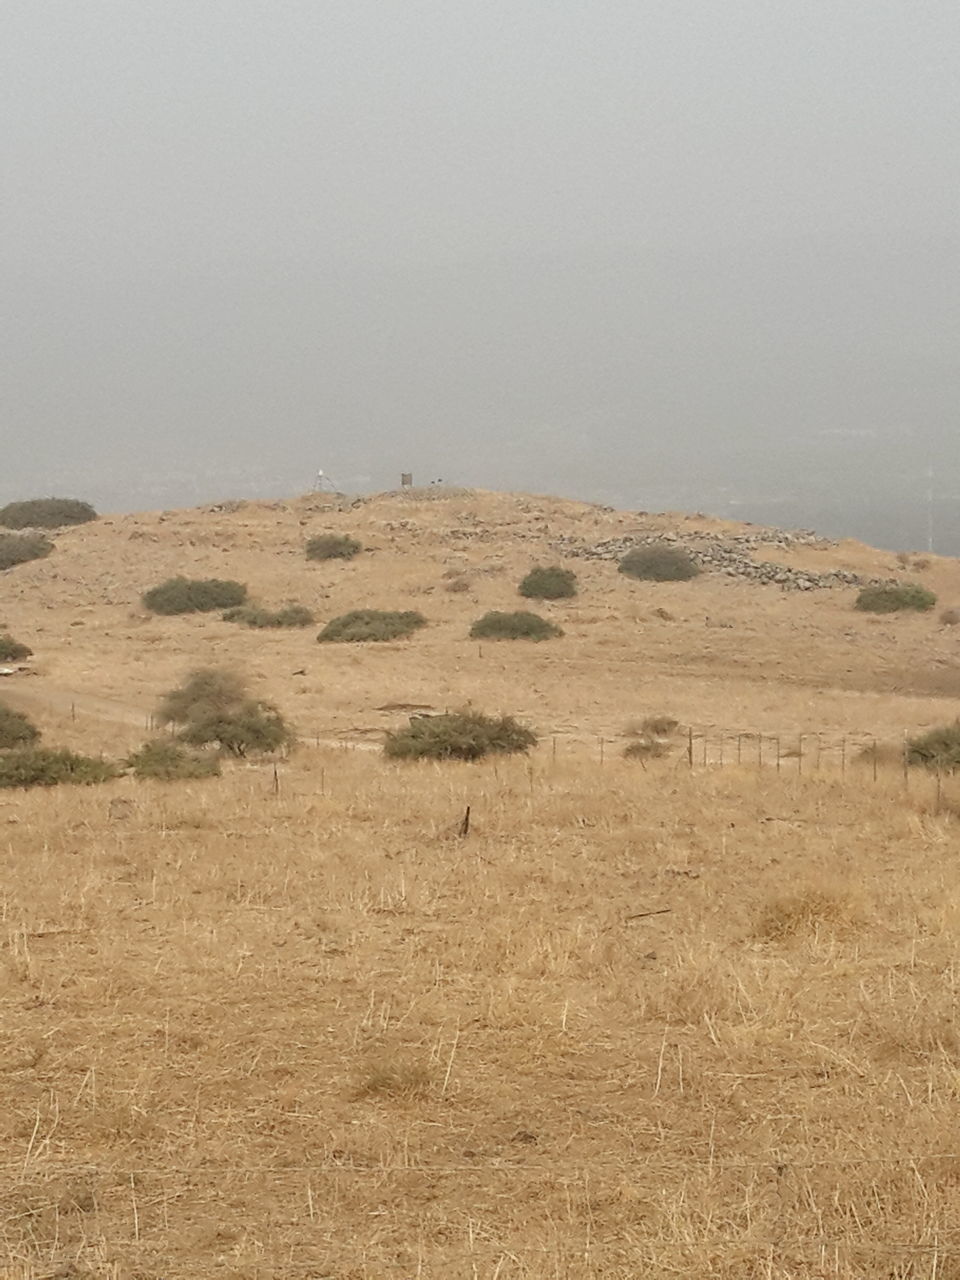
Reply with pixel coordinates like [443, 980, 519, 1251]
[552, 529, 865, 591]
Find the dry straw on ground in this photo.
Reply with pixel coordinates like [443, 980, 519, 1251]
[2, 748, 960, 1278]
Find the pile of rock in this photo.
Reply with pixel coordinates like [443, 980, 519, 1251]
[552, 529, 865, 592]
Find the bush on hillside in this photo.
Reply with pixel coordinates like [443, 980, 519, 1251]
[469, 610, 562, 641]
[222, 603, 315, 628]
[179, 705, 293, 758]
[143, 576, 248, 615]
[127, 739, 221, 780]
[855, 583, 936, 614]
[618, 543, 701, 582]
[905, 723, 960, 773]
[0, 533, 54, 572]
[0, 748, 117, 789]
[0, 702, 40, 749]
[157, 668, 249, 726]
[305, 534, 362, 562]
[157, 667, 294, 758]
[518, 565, 577, 600]
[384, 710, 537, 762]
[317, 609, 427, 643]
[0, 635, 32, 662]
[623, 737, 670, 760]
[0, 498, 97, 529]
[941, 608, 960, 627]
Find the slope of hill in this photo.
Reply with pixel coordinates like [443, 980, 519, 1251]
[1, 487, 958, 754]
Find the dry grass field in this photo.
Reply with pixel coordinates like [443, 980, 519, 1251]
[2, 488, 960, 1278]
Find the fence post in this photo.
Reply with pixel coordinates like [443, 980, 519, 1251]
[718, 736, 724, 767]
[872, 738, 878, 783]
[737, 734, 743, 765]
[757, 734, 763, 769]
[702, 733, 708, 767]
[903, 733, 909, 789]
[687, 727, 694, 769]
[599, 737, 605, 765]
[776, 737, 781, 773]
[797, 735, 803, 777]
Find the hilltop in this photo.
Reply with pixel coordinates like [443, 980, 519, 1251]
[0, 486, 958, 755]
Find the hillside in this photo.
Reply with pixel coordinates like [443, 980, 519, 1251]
[1, 487, 959, 756]
[2, 490, 960, 1280]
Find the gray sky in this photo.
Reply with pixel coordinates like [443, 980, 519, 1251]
[2, 1, 958, 546]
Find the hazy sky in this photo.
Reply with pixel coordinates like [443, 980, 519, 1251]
[2, 2, 958, 543]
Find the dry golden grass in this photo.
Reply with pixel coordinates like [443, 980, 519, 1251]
[3, 489, 960, 1277]
[1, 747, 960, 1278]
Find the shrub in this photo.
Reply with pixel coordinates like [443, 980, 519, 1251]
[855, 583, 937, 614]
[0, 498, 97, 529]
[906, 723, 960, 773]
[0, 702, 40, 748]
[384, 710, 537, 761]
[518, 566, 577, 600]
[157, 667, 294, 758]
[444, 574, 471, 593]
[0, 748, 117, 789]
[941, 608, 960, 627]
[305, 534, 361, 562]
[318, 609, 427, 643]
[623, 738, 669, 760]
[143, 577, 248, 615]
[178, 704, 293, 757]
[222, 604, 315, 628]
[0, 533, 54, 571]
[127, 739, 221, 780]
[0, 635, 32, 662]
[618, 543, 701, 582]
[469, 610, 562, 641]
[157, 668, 248, 726]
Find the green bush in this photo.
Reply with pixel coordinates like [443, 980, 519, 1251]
[0, 748, 117, 789]
[384, 710, 537, 762]
[127, 739, 221, 780]
[179, 705, 292, 757]
[0, 702, 40, 749]
[157, 667, 294, 758]
[0, 533, 54, 572]
[222, 603, 315, 628]
[618, 543, 701, 582]
[157, 668, 249, 726]
[143, 576, 248, 615]
[518, 566, 577, 600]
[855, 583, 937, 614]
[305, 534, 362, 562]
[623, 738, 670, 761]
[318, 609, 427, 643]
[0, 498, 97, 529]
[0, 635, 32, 662]
[906, 723, 960, 772]
[469, 610, 562, 641]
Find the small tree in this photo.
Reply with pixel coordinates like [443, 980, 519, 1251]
[157, 668, 248, 726]
[518, 566, 577, 600]
[469, 611, 562, 641]
[0, 635, 32, 662]
[179, 705, 292, 757]
[157, 667, 294, 758]
[0, 533, 54, 571]
[618, 544, 700, 582]
[0, 748, 117, 789]
[855, 583, 937, 614]
[143, 577, 248, 615]
[318, 610, 427, 643]
[306, 534, 362, 562]
[906, 723, 960, 772]
[128, 739, 221, 780]
[384, 710, 537, 761]
[0, 498, 97, 529]
[0, 702, 40, 749]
